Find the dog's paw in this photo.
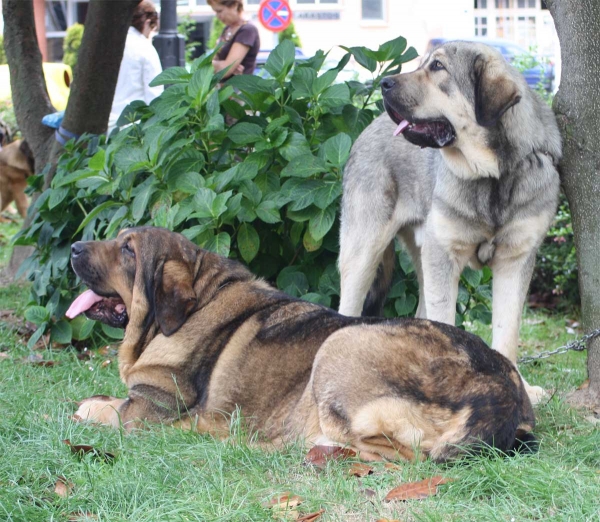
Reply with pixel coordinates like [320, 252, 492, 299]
[74, 396, 125, 428]
[524, 384, 548, 406]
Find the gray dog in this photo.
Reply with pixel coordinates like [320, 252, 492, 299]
[338, 41, 561, 404]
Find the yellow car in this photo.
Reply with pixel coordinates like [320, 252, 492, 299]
[0, 62, 72, 111]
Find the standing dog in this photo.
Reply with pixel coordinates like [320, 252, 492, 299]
[67, 227, 536, 462]
[0, 139, 35, 219]
[338, 42, 561, 404]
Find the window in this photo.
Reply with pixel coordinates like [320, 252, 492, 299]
[362, 0, 383, 20]
[475, 16, 488, 36]
[517, 0, 536, 7]
[297, 0, 340, 4]
[496, 15, 515, 39]
[247, 0, 260, 4]
[474, 0, 488, 8]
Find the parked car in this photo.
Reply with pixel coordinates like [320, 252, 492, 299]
[426, 37, 554, 92]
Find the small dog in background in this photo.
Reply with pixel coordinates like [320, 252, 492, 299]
[0, 121, 35, 221]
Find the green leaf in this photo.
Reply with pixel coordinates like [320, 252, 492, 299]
[204, 232, 231, 257]
[193, 188, 218, 218]
[288, 179, 325, 211]
[291, 67, 317, 99]
[27, 324, 47, 349]
[377, 36, 408, 61]
[101, 323, 124, 340]
[105, 206, 129, 238]
[228, 123, 264, 145]
[237, 223, 260, 263]
[227, 74, 276, 95]
[70, 315, 95, 341]
[48, 187, 70, 210]
[188, 65, 214, 104]
[264, 39, 296, 80]
[301, 293, 331, 307]
[313, 69, 338, 95]
[309, 205, 336, 240]
[400, 46, 419, 64]
[203, 113, 225, 133]
[75, 201, 121, 234]
[51, 320, 73, 344]
[318, 264, 340, 296]
[314, 180, 342, 210]
[279, 132, 311, 161]
[256, 200, 281, 224]
[395, 294, 417, 316]
[469, 303, 492, 325]
[340, 46, 377, 72]
[319, 83, 351, 108]
[462, 266, 483, 288]
[132, 183, 157, 222]
[175, 172, 204, 194]
[323, 133, 352, 167]
[167, 149, 206, 178]
[281, 154, 328, 179]
[149, 66, 191, 86]
[277, 267, 309, 297]
[25, 306, 50, 326]
[303, 229, 323, 252]
[88, 149, 106, 171]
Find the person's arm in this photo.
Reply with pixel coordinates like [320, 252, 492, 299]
[212, 42, 249, 79]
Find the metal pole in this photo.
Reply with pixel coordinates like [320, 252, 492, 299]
[153, 0, 186, 69]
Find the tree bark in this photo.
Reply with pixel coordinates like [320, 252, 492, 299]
[547, 0, 600, 406]
[2, 0, 140, 280]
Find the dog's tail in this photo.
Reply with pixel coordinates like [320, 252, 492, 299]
[362, 242, 395, 317]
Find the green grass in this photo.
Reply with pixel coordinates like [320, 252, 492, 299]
[1, 220, 599, 521]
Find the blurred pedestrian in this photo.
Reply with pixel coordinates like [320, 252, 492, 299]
[108, 0, 163, 131]
[208, 0, 260, 79]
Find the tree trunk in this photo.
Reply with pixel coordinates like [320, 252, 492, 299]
[2, 0, 140, 280]
[547, 0, 600, 407]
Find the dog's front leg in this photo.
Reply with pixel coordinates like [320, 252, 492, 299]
[421, 234, 469, 326]
[490, 249, 546, 404]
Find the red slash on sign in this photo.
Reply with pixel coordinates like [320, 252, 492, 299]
[258, 0, 293, 32]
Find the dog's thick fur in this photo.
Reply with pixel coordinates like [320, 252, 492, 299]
[71, 227, 535, 462]
[0, 139, 34, 219]
[338, 42, 561, 404]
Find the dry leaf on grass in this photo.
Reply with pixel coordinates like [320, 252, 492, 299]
[296, 509, 325, 521]
[67, 512, 98, 521]
[384, 463, 402, 472]
[578, 379, 590, 390]
[305, 445, 357, 468]
[22, 354, 58, 366]
[101, 359, 112, 368]
[54, 476, 74, 497]
[0, 352, 9, 359]
[348, 462, 374, 477]
[376, 519, 400, 522]
[262, 492, 303, 510]
[63, 439, 116, 462]
[384, 476, 453, 502]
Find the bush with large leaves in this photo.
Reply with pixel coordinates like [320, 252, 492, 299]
[15, 37, 491, 347]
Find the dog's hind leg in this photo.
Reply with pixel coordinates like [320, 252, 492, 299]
[362, 242, 395, 316]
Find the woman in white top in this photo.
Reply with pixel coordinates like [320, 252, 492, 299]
[108, 1, 163, 131]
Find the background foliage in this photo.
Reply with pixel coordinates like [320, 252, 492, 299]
[278, 22, 302, 48]
[0, 34, 6, 65]
[208, 17, 226, 50]
[62, 24, 84, 71]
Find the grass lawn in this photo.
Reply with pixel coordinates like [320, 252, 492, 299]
[0, 220, 599, 521]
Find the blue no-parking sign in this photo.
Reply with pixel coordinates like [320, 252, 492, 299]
[258, 0, 293, 33]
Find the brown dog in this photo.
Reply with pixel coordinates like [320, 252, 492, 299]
[68, 227, 536, 462]
[0, 139, 34, 220]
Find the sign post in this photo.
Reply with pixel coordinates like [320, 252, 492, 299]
[258, 0, 293, 33]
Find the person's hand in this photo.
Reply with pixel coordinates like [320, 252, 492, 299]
[233, 64, 245, 76]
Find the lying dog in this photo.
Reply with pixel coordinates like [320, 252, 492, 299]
[0, 139, 35, 220]
[67, 227, 535, 461]
[338, 42, 561, 405]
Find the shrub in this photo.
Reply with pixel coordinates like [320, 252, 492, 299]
[15, 38, 491, 347]
[208, 17, 226, 49]
[63, 24, 84, 70]
[278, 22, 302, 49]
[0, 99, 18, 138]
[178, 14, 201, 63]
[0, 34, 6, 65]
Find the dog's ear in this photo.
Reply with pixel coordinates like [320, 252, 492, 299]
[154, 260, 197, 336]
[474, 54, 521, 127]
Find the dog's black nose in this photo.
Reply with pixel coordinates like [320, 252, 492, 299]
[380, 77, 396, 93]
[71, 242, 85, 258]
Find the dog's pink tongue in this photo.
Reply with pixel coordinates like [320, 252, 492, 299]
[66, 289, 104, 319]
[393, 119, 410, 137]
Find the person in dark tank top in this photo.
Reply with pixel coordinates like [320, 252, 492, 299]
[208, 0, 261, 78]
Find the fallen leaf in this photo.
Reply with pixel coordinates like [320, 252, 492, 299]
[578, 379, 590, 390]
[348, 462, 373, 477]
[76, 352, 92, 361]
[305, 445, 356, 468]
[584, 415, 600, 425]
[0, 352, 8, 359]
[101, 359, 112, 368]
[63, 439, 116, 462]
[22, 354, 57, 366]
[384, 476, 453, 502]
[54, 476, 74, 497]
[376, 519, 400, 522]
[296, 509, 325, 521]
[262, 492, 303, 510]
[384, 463, 402, 472]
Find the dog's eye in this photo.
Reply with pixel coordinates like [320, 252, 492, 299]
[121, 242, 135, 258]
[430, 60, 445, 71]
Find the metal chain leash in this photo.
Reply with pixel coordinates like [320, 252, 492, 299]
[518, 326, 600, 364]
